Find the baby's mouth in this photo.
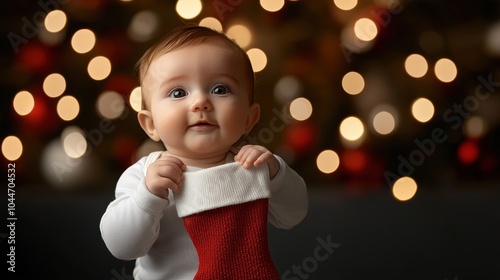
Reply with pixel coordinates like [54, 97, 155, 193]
[188, 121, 217, 131]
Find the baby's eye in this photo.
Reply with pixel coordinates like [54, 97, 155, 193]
[211, 85, 230, 95]
[170, 88, 187, 98]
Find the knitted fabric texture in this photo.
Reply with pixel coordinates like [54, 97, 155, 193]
[176, 162, 279, 280]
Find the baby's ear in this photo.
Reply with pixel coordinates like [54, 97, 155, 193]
[244, 103, 260, 134]
[138, 110, 160, 141]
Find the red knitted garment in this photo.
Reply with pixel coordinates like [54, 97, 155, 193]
[183, 198, 280, 280]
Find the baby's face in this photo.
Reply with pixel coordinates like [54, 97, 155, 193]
[143, 43, 258, 159]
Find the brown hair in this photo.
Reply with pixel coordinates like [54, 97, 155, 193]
[135, 25, 255, 110]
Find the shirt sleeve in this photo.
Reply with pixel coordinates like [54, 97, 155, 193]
[99, 158, 170, 260]
[267, 155, 308, 229]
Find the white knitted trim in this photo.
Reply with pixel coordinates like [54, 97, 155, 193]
[174, 162, 270, 217]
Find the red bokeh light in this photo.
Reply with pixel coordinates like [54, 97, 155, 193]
[342, 149, 368, 174]
[458, 139, 479, 165]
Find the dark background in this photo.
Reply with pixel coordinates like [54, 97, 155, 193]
[1, 0, 500, 279]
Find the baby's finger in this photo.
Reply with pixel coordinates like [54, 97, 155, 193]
[253, 151, 273, 167]
[241, 148, 264, 168]
[234, 145, 252, 161]
[159, 154, 186, 170]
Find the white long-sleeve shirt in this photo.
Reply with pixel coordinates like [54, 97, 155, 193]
[100, 151, 308, 280]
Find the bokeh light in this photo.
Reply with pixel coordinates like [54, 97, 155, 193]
[289, 97, 313, 121]
[247, 48, 267, 72]
[411, 98, 434, 123]
[274, 76, 302, 104]
[96, 91, 126, 119]
[342, 71, 365, 95]
[62, 126, 87, 159]
[2, 136, 23, 161]
[226, 25, 252, 48]
[316, 150, 340, 174]
[486, 21, 500, 56]
[13, 91, 35, 116]
[71, 29, 96, 54]
[41, 139, 94, 189]
[434, 58, 457, 83]
[458, 139, 479, 165]
[130, 87, 142, 112]
[392, 176, 418, 201]
[199, 17, 223, 32]
[57, 95, 80, 121]
[88, 56, 112, 81]
[341, 24, 374, 54]
[176, 0, 202, 19]
[128, 10, 159, 42]
[260, 0, 285, 12]
[342, 149, 367, 173]
[463, 116, 487, 138]
[44, 10, 67, 33]
[340, 116, 365, 141]
[354, 18, 378, 41]
[334, 0, 358, 11]
[372, 111, 396, 135]
[405, 54, 428, 78]
[43, 73, 66, 98]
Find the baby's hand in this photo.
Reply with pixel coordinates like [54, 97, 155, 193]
[234, 145, 280, 179]
[145, 153, 185, 199]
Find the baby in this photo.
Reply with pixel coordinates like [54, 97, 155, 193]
[100, 25, 308, 280]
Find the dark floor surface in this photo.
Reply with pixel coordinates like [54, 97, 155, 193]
[3, 185, 500, 280]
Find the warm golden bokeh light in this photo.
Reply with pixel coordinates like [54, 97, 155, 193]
[226, 25, 252, 48]
[274, 76, 302, 104]
[372, 111, 396, 135]
[342, 71, 365, 95]
[260, 0, 285, 12]
[96, 91, 125, 120]
[405, 54, 428, 78]
[45, 10, 67, 33]
[71, 29, 96, 54]
[128, 10, 159, 42]
[392, 176, 418, 201]
[130, 87, 142, 112]
[246, 48, 267, 72]
[43, 73, 66, 98]
[289, 97, 313, 121]
[354, 18, 378, 41]
[176, 0, 202, 19]
[62, 127, 87, 159]
[334, 0, 358, 11]
[340, 116, 365, 141]
[88, 56, 112, 81]
[316, 150, 340, 174]
[13, 91, 35, 116]
[2, 136, 23, 161]
[57, 96, 80, 121]
[463, 116, 487, 138]
[411, 97, 434, 123]
[434, 58, 457, 83]
[199, 17, 223, 32]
